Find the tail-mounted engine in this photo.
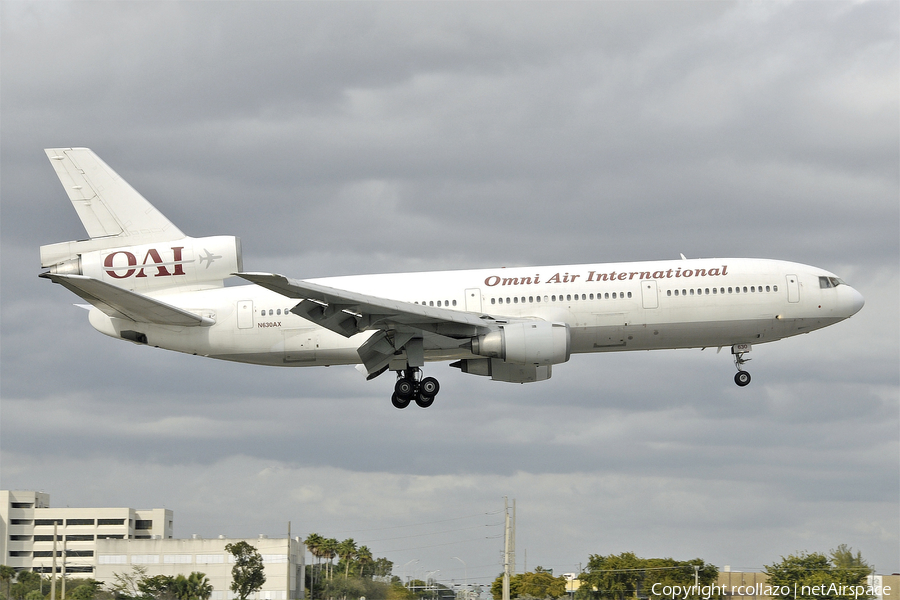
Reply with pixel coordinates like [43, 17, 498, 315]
[41, 235, 242, 292]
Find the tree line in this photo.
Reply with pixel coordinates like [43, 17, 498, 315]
[489, 545, 874, 600]
[1, 542, 875, 600]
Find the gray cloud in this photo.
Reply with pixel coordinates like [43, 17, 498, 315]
[2, 0, 897, 583]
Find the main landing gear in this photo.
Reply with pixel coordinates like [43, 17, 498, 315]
[391, 367, 441, 409]
[732, 344, 751, 387]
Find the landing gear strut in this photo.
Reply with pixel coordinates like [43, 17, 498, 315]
[732, 344, 751, 387]
[391, 367, 440, 409]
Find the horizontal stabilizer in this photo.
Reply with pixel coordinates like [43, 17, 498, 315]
[40, 273, 213, 327]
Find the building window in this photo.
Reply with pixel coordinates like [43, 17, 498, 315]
[99, 555, 128, 565]
[98, 519, 125, 526]
[196, 555, 225, 564]
[10, 519, 32, 525]
[11, 503, 34, 509]
[67, 519, 95, 526]
[132, 555, 160, 564]
[35, 519, 64, 526]
[165, 555, 193, 564]
[66, 535, 95, 541]
[34, 535, 59, 542]
[135, 520, 153, 530]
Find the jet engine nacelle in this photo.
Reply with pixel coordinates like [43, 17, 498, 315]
[44, 235, 242, 292]
[472, 321, 571, 366]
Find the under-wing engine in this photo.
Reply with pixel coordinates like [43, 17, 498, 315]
[471, 321, 570, 365]
[451, 321, 571, 383]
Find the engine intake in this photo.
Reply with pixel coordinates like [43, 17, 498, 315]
[472, 321, 570, 366]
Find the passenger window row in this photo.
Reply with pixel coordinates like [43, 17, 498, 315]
[666, 285, 778, 297]
[490, 291, 632, 305]
[414, 300, 459, 307]
[260, 308, 291, 316]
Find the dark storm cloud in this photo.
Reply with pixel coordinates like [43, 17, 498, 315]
[2, 0, 897, 581]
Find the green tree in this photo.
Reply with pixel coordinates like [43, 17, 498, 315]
[225, 542, 266, 600]
[1, 566, 16, 600]
[65, 579, 104, 600]
[355, 547, 373, 579]
[830, 546, 870, 572]
[577, 552, 643, 600]
[109, 566, 149, 600]
[305, 533, 325, 598]
[643, 558, 719, 600]
[11, 572, 44, 600]
[71, 584, 103, 600]
[320, 539, 338, 581]
[337, 539, 358, 579]
[372, 558, 394, 579]
[764, 550, 871, 600]
[139, 575, 176, 600]
[172, 573, 212, 600]
[520, 567, 568, 599]
[491, 568, 567, 600]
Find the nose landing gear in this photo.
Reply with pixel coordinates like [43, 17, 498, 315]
[391, 367, 441, 408]
[732, 343, 752, 387]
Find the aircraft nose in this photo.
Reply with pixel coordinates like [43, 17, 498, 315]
[845, 286, 865, 316]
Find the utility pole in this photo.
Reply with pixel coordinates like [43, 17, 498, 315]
[287, 522, 292, 600]
[51, 523, 57, 600]
[511, 500, 516, 575]
[502, 498, 516, 600]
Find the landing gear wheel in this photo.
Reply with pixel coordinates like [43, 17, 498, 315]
[415, 394, 435, 408]
[734, 371, 751, 387]
[391, 393, 411, 409]
[394, 378, 415, 398]
[420, 377, 440, 397]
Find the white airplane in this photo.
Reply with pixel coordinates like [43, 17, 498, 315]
[40, 148, 865, 408]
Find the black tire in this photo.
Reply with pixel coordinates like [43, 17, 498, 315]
[420, 376, 440, 397]
[395, 378, 414, 398]
[415, 394, 435, 408]
[392, 393, 411, 409]
[734, 371, 751, 387]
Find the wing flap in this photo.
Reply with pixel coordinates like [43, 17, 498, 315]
[237, 272, 493, 338]
[40, 273, 212, 327]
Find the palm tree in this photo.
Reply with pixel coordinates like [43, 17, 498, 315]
[187, 572, 213, 600]
[304, 534, 325, 592]
[356, 546, 373, 578]
[321, 538, 339, 580]
[337, 538, 357, 578]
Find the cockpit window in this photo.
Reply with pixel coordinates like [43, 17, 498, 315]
[820, 276, 844, 288]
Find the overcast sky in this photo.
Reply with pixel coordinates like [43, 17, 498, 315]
[1, 0, 898, 588]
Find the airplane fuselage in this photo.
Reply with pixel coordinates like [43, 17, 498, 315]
[86, 257, 864, 368]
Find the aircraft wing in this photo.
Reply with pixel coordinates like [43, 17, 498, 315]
[40, 273, 213, 327]
[238, 272, 495, 337]
[237, 272, 500, 376]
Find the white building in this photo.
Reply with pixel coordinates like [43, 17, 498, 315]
[1, 490, 172, 574]
[2, 491, 305, 600]
[94, 536, 306, 600]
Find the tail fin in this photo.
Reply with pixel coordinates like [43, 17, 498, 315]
[40, 148, 185, 267]
[40, 148, 242, 293]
